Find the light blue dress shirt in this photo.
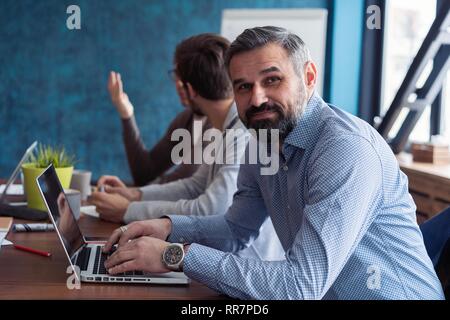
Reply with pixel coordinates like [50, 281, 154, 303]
[125, 104, 284, 261]
[168, 93, 444, 300]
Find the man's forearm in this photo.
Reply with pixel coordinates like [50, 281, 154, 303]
[122, 116, 172, 186]
[167, 215, 248, 253]
[182, 243, 311, 300]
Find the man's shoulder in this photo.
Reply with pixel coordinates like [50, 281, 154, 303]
[309, 105, 385, 165]
[168, 108, 195, 132]
[316, 103, 383, 152]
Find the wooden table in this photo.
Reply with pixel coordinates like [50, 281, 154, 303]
[0, 214, 224, 300]
[397, 153, 450, 223]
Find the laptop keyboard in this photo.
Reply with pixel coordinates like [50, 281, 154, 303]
[76, 245, 144, 277]
[75, 247, 91, 271]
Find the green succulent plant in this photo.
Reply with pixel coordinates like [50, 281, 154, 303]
[27, 144, 76, 168]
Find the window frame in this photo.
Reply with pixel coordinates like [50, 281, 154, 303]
[359, 0, 449, 153]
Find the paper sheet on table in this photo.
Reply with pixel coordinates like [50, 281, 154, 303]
[81, 205, 100, 218]
[0, 184, 24, 195]
[0, 231, 13, 247]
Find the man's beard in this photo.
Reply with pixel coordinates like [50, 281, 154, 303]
[242, 89, 307, 142]
[188, 99, 204, 116]
[182, 86, 205, 116]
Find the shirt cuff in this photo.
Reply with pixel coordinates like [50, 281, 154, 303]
[139, 185, 155, 201]
[167, 215, 199, 244]
[183, 243, 224, 290]
[121, 114, 138, 131]
[123, 201, 143, 224]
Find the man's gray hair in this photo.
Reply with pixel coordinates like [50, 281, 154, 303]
[225, 26, 311, 77]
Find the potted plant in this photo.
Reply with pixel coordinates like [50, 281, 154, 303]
[22, 144, 76, 211]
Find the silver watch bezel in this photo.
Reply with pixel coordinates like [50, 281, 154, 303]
[162, 243, 185, 271]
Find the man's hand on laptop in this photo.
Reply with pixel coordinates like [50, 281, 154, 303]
[105, 236, 171, 274]
[88, 192, 129, 223]
[103, 218, 172, 253]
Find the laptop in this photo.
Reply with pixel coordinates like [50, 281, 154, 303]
[0, 141, 48, 221]
[36, 164, 190, 285]
[0, 141, 37, 204]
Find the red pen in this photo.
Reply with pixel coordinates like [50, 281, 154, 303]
[13, 244, 52, 257]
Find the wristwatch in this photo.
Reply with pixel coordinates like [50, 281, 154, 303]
[162, 243, 186, 271]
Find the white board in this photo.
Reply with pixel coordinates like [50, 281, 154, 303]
[221, 9, 328, 95]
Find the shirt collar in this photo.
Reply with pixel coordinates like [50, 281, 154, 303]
[222, 102, 239, 131]
[283, 91, 324, 151]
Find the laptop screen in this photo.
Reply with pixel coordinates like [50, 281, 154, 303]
[0, 141, 37, 203]
[37, 165, 84, 258]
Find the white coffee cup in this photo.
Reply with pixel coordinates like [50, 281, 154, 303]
[70, 170, 92, 201]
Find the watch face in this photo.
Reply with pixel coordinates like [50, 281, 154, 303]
[164, 245, 184, 265]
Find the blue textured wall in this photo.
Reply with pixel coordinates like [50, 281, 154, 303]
[329, 0, 364, 114]
[1, 0, 362, 182]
